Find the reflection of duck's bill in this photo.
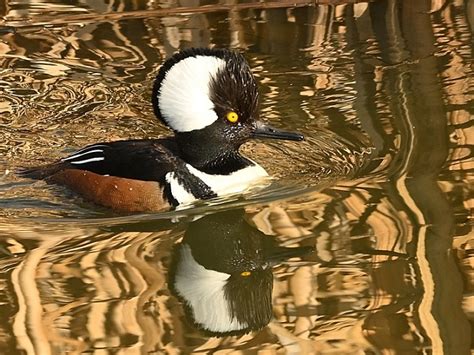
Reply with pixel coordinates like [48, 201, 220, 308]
[253, 122, 304, 141]
[171, 245, 273, 336]
[264, 245, 314, 265]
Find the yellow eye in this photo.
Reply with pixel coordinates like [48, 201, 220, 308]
[226, 111, 239, 123]
[240, 271, 251, 277]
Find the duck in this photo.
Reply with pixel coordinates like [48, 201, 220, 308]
[19, 48, 303, 212]
[168, 209, 313, 336]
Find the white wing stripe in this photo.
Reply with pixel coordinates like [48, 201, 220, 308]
[62, 149, 104, 162]
[70, 144, 109, 155]
[69, 157, 105, 165]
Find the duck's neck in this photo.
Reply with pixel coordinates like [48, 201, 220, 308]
[175, 134, 253, 175]
[200, 151, 254, 175]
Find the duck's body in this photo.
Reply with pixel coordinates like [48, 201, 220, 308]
[20, 48, 302, 211]
[22, 138, 268, 211]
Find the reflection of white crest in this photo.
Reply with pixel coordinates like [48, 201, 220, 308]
[158, 55, 226, 132]
[174, 245, 248, 333]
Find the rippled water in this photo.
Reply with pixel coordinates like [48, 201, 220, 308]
[0, 1, 472, 354]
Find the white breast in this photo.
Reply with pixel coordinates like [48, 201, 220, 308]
[187, 163, 269, 195]
[165, 172, 196, 205]
[165, 163, 270, 206]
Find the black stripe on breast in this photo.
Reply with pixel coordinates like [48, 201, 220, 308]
[164, 169, 217, 205]
[163, 182, 179, 207]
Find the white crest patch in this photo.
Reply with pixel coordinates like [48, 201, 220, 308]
[174, 245, 248, 333]
[158, 55, 226, 132]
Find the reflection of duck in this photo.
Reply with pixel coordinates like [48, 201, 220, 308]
[168, 210, 312, 336]
[19, 48, 303, 212]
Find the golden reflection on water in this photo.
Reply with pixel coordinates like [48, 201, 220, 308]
[0, 0, 472, 354]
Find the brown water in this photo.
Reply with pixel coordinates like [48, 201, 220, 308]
[0, 1, 472, 354]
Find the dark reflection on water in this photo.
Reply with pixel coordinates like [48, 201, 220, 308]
[0, 0, 472, 354]
[169, 210, 312, 336]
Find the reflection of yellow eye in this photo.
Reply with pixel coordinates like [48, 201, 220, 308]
[241, 271, 251, 277]
[226, 111, 239, 123]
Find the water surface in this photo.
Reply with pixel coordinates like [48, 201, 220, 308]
[0, 0, 472, 354]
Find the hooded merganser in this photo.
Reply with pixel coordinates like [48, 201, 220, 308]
[168, 209, 313, 336]
[19, 48, 303, 212]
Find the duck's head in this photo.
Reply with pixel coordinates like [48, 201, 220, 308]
[152, 48, 303, 165]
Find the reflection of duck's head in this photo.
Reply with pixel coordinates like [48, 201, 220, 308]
[169, 210, 312, 336]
